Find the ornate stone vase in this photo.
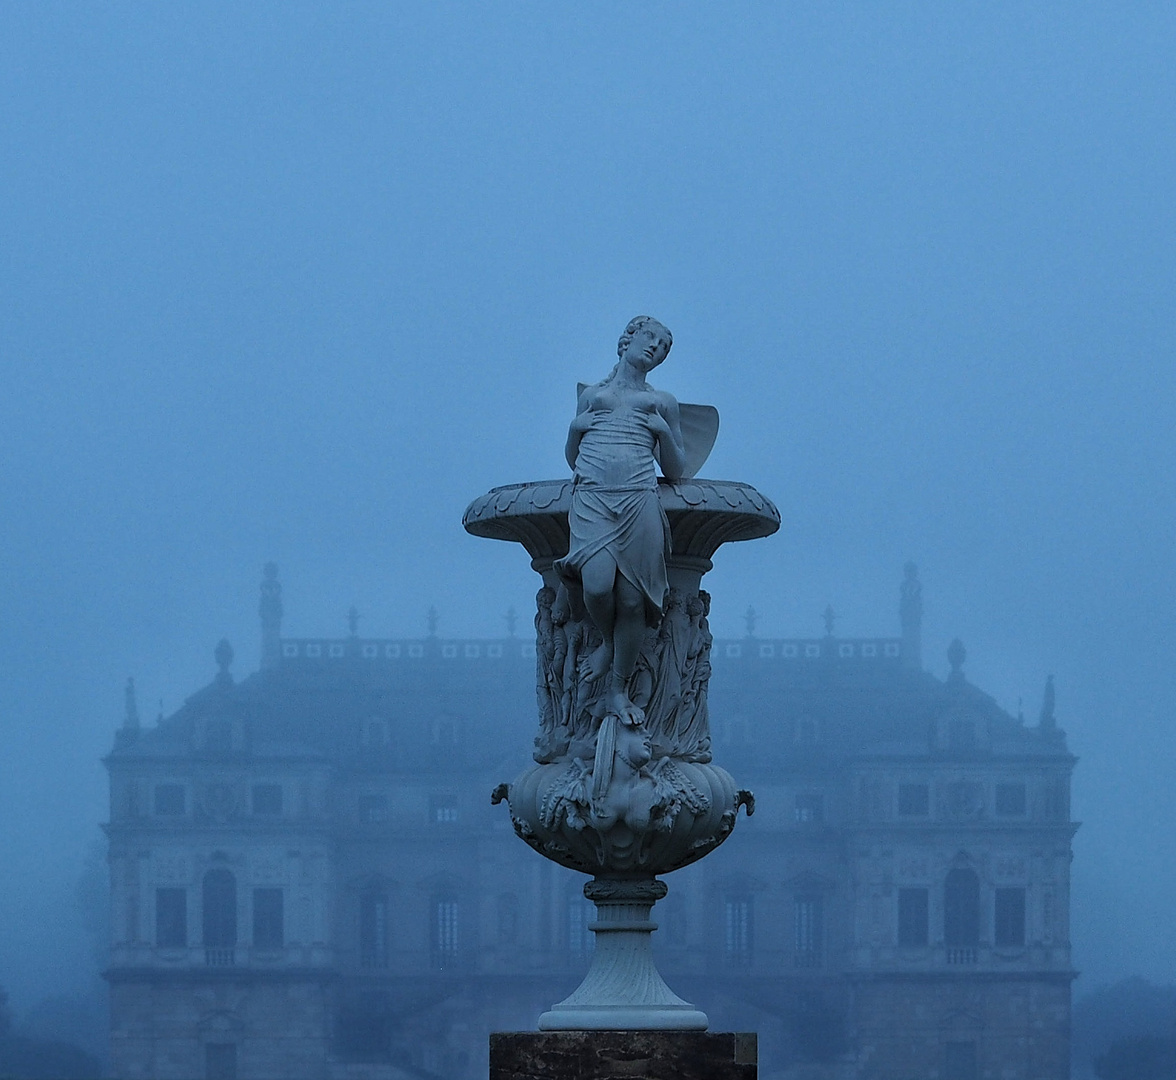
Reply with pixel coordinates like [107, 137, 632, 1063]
[465, 476, 778, 1029]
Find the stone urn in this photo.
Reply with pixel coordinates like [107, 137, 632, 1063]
[465, 476, 778, 1029]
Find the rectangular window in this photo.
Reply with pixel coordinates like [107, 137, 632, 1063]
[567, 897, 594, 959]
[898, 783, 929, 816]
[360, 893, 389, 968]
[995, 887, 1026, 946]
[251, 784, 282, 815]
[358, 794, 388, 823]
[995, 783, 1027, 816]
[252, 888, 284, 949]
[154, 784, 186, 815]
[944, 1041, 978, 1080]
[897, 887, 929, 946]
[430, 797, 459, 824]
[794, 896, 824, 967]
[156, 888, 187, 948]
[496, 894, 518, 945]
[794, 793, 824, 823]
[724, 897, 753, 966]
[205, 1043, 238, 1080]
[432, 898, 459, 966]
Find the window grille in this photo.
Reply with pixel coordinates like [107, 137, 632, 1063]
[794, 895, 823, 967]
[432, 898, 459, 967]
[724, 897, 753, 966]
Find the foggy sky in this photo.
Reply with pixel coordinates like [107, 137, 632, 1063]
[1, 3, 1173, 1011]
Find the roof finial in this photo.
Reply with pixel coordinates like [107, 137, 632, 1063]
[215, 639, 234, 685]
[259, 562, 283, 670]
[123, 677, 140, 731]
[947, 638, 966, 681]
[1039, 674, 1056, 730]
[427, 606, 439, 637]
[823, 604, 836, 637]
[900, 561, 923, 670]
[505, 606, 518, 637]
[348, 606, 359, 638]
[744, 606, 757, 638]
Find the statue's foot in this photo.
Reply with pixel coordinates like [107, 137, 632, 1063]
[604, 685, 645, 727]
[586, 640, 613, 682]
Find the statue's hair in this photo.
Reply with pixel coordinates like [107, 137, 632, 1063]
[617, 315, 672, 359]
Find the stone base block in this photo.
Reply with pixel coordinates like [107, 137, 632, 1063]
[489, 1031, 757, 1080]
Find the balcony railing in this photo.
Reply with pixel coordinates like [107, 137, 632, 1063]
[946, 947, 978, 965]
[205, 947, 236, 967]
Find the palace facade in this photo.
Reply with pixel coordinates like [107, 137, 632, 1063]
[104, 565, 1076, 1080]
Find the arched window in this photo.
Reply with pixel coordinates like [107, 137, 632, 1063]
[203, 868, 237, 965]
[944, 868, 980, 962]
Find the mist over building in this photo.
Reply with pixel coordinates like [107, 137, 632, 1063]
[104, 564, 1074, 1079]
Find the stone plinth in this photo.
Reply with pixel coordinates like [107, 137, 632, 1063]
[489, 1031, 757, 1080]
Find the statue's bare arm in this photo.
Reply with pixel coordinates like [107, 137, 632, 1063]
[564, 389, 596, 471]
[651, 392, 686, 481]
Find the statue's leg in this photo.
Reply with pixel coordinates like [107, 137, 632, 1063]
[606, 574, 646, 724]
[580, 551, 618, 681]
[611, 574, 645, 681]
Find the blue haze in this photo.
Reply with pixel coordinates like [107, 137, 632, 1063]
[0, 0, 1173, 1021]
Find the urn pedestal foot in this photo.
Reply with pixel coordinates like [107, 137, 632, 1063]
[538, 878, 707, 1032]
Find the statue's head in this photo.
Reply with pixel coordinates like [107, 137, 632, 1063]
[617, 315, 672, 371]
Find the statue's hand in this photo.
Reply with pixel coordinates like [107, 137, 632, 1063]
[569, 410, 595, 435]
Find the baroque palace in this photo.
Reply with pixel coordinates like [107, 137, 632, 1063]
[104, 564, 1076, 1080]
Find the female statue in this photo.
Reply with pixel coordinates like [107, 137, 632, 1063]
[555, 316, 687, 726]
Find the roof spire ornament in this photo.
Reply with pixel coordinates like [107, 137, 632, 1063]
[505, 606, 518, 637]
[259, 562, 283, 670]
[823, 604, 837, 637]
[744, 606, 757, 638]
[427, 606, 439, 637]
[123, 677, 140, 731]
[1039, 674, 1057, 730]
[215, 639, 234, 685]
[947, 638, 966, 682]
[348, 606, 359, 638]
[900, 561, 923, 670]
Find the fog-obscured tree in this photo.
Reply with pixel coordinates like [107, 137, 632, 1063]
[0, 981, 101, 1079]
[1073, 978, 1176, 1080]
[1094, 1035, 1176, 1080]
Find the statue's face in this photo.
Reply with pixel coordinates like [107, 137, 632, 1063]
[622, 321, 672, 372]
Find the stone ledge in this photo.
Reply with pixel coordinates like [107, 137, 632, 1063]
[489, 1031, 757, 1080]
